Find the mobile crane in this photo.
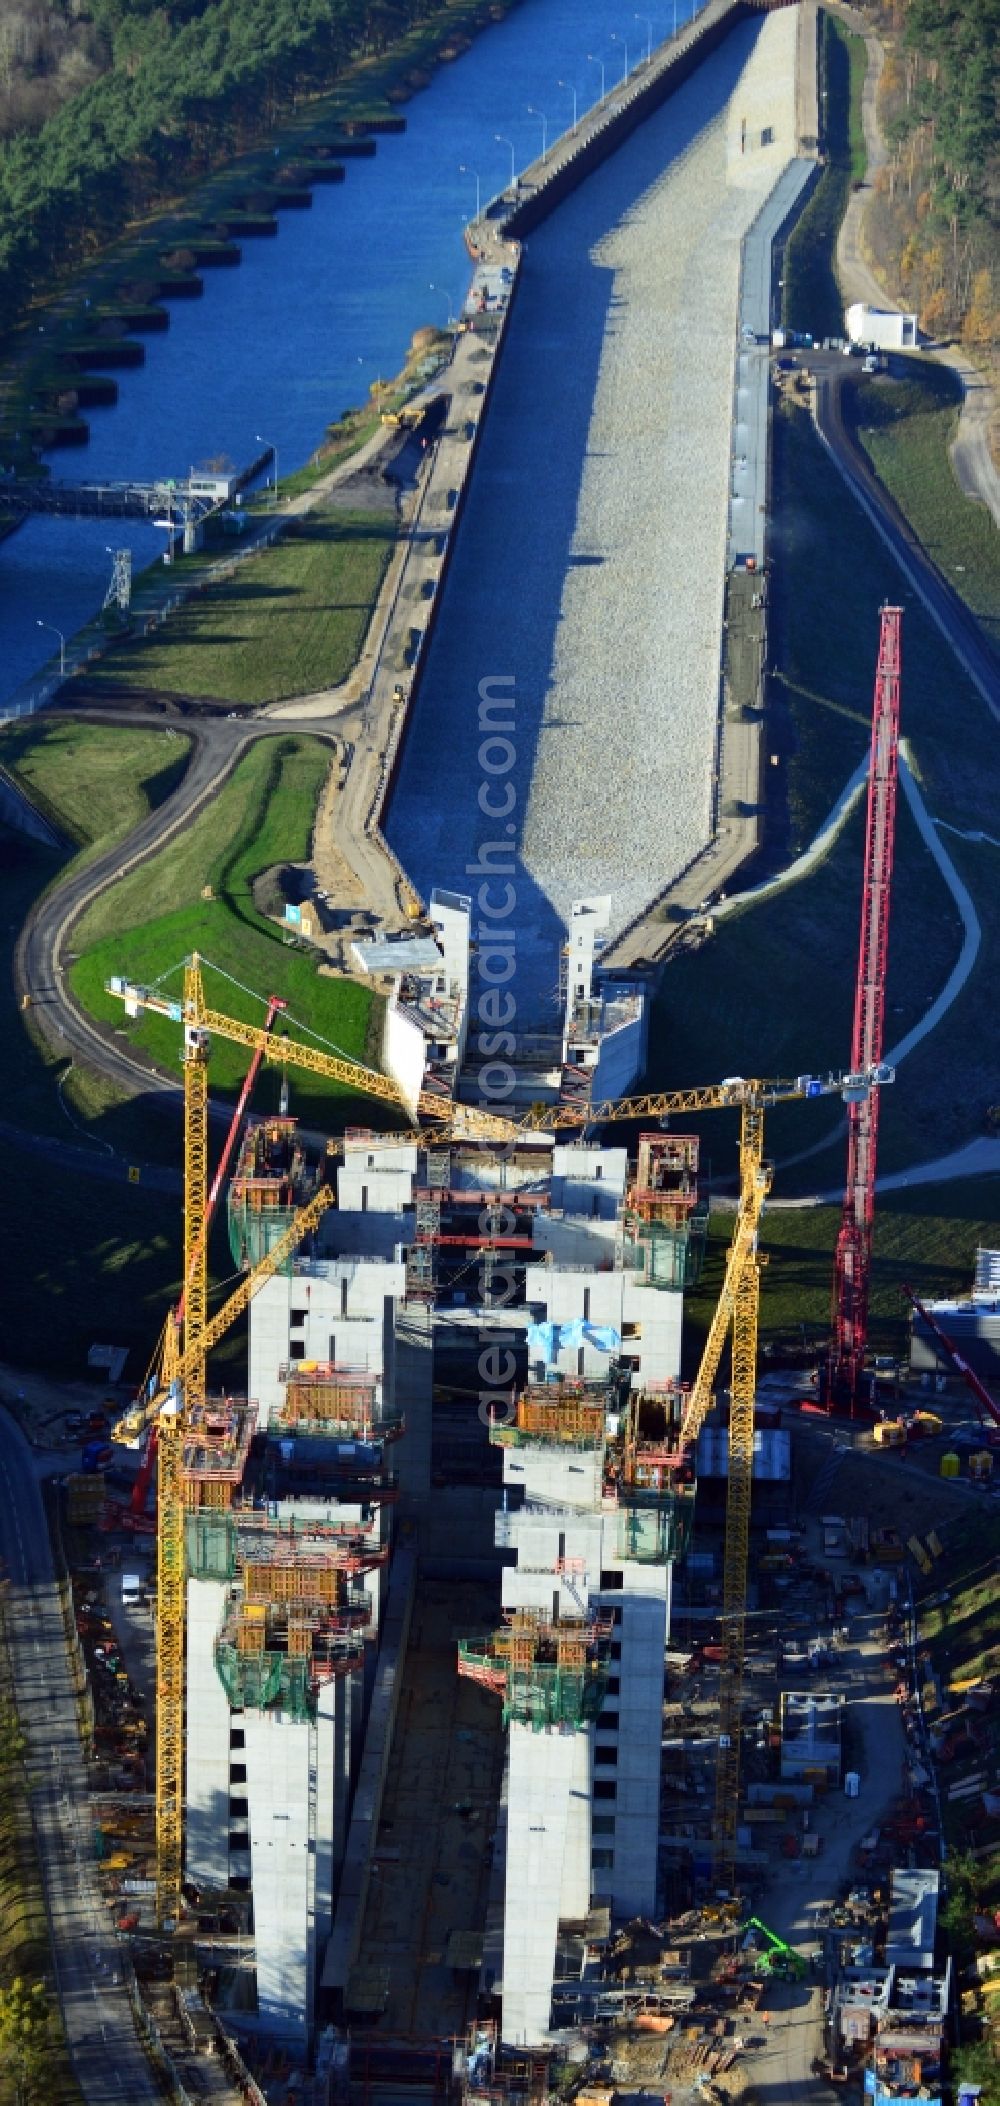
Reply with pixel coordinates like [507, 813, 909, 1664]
[903, 1283, 1000, 1442]
[108, 953, 892, 1909]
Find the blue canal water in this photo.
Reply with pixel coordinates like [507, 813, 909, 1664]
[1, 0, 697, 703]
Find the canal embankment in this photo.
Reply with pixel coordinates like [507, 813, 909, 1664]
[380, 0, 821, 1029]
[4, 0, 674, 709]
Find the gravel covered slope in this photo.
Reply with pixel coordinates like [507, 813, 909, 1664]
[386, 7, 800, 1028]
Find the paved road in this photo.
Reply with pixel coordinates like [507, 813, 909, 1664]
[810, 353, 1000, 719]
[0, 1406, 160, 2103]
[831, 0, 1000, 529]
[7, 118, 1000, 1183]
[14, 705, 343, 1112]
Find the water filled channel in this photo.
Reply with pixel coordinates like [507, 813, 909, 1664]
[1, 0, 697, 703]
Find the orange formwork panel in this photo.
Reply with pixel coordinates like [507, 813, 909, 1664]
[237, 1606, 267, 1655]
[243, 1560, 345, 1606]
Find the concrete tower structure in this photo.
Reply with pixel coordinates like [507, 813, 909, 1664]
[460, 1375, 695, 2046]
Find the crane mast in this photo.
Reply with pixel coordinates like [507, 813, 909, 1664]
[830, 607, 902, 1405]
[156, 967, 209, 1922]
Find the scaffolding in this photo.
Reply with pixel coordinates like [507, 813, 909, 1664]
[604, 1386, 696, 1563]
[212, 1517, 380, 1718]
[405, 1163, 549, 1304]
[186, 1507, 387, 1583]
[462, 2023, 551, 2104]
[102, 546, 132, 623]
[227, 1117, 318, 1270]
[490, 1380, 608, 1451]
[616, 1132, 709, 1290]
[272, 1361, 404, 1442]
[216, 1624, 363, 1718]
[181, 1398, 256, 1509]
[458, 1610, 611, 1731]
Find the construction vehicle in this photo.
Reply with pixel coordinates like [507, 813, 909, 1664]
[873, 1408, 942, 1449]
[873, 1418, 907, 1448]
[745, 1917, 808, 1980]
[904, 1284, 1000, 1443]
[108, 954, 893, 1916]
[903, 1410, 943, 1440]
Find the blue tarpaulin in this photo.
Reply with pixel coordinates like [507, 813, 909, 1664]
[527, 1321, 622, 1362]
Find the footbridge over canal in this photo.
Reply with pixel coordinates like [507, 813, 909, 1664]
[1, 447, 272, 546]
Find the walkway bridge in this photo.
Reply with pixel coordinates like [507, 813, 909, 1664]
[1, 447, 273, 531]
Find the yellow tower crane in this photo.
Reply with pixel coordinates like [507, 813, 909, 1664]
[111, 961, 338, 1924]
[115, 1179, 334, 1922]
[109, 953, 893, 1905]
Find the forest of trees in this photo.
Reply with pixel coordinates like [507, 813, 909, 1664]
[861, 0, 998, 352]
[0, 0, 457, 339]
[0, 3, 106, 141]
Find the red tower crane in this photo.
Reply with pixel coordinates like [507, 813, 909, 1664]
[830, 606, 903, 1405]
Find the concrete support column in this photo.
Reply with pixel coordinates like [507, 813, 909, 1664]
[502, 1722, 590, 2045]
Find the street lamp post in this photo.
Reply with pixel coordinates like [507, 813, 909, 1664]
[557, 79, 578, 133]
[357, 353, 383, 403]
[255, 432, 278, 506]
[495, 133, 516, 191]
[635, 14, 653, 64]
[526, 105, 548, 162]
[459, 162, 481, 219]
[674, 0, 679, 35]
[35, 617, 65, 677]
[587, 53, 606, 101]
[610, 32, 629, 83]
[429, 282, 456, 325]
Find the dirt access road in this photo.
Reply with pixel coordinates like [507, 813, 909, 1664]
[734, 1522, 907, 2104]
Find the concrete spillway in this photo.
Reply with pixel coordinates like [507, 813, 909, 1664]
[385, 7, 801, 1030]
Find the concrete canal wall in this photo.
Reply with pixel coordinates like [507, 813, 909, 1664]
[381, 0, 819, 1026]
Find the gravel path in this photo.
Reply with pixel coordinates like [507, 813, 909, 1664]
[385, 8, 801, 1026]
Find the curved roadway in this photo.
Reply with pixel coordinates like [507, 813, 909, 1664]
[15, 707, 343, 1118]
[810, 353, 1000, 720]
[0, 1406, 160, 2103]
[10, 350, 1000, 1183]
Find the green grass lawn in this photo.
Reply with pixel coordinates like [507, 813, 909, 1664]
[921, 1511, 1000, 1688]
[0, 720, 190, 1377]
[1, 718, 191, 856]
[0, 722, 194, 1152]
[92, 505, 395, 706]
[852, 358, 1000, 643]
[682, 1176, 1000, 1371]
[647, 791, 964, 1176]
[0, 724, 396, 1379]
[0, 1146, 183, 1378]
[70, 736, 392, 1129]
[647, 396, 1000, 1180]
[768, 400, 990, 842]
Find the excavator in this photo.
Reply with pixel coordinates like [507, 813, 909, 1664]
[745, 1917, 808, 1981]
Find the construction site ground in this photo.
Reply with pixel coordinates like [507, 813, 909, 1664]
[346, 1578, 504, 2042]
[623, 1532, 905, 2104]
[610, 1383, 999, 2105]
